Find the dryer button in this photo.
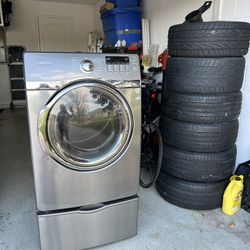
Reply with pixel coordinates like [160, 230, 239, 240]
[107, 64, 113, 72]
[120, 64, 125, 72]
[114, 64, 119, 72]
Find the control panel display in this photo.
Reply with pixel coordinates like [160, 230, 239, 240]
[106, 56, 129, 64]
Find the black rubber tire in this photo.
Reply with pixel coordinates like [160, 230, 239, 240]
[161, 144, 236, 182]
[165, 57, 245, 94]
[161, 91, 242, 123]
[156, 172, 229, 210]
[168, 21, 250, 57]
[160, 116, 239, 152]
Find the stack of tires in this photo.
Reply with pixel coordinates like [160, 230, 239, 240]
[157, 22, 250, 210]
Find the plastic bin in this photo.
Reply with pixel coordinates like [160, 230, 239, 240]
[106, 0, 141, 8]
[101, 7, 142, 46]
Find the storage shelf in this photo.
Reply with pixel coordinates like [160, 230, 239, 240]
[12, 100, 26, 106]
[10, 77, 24, 80]
[8, 45, 26, 108]
[11, 89, 26, 91]
[9, 62, 23, 65]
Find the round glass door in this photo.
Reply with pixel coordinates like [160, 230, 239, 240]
[39, 81, 133, 170]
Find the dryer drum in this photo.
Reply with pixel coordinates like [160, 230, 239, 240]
[38, 81, 133, 171]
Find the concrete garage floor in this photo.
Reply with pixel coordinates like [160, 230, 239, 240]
[0, 109, 250, 250]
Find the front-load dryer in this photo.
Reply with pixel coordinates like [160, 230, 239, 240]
[24, 53, 141, 250]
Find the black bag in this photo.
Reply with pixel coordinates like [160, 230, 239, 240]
[235, 161, 250, 213]
[184, 1, 212, 23]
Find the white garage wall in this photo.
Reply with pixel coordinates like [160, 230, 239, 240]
[0, 0, 95, 108]
[142, 0, 218, 51]
[218, 0, 250, 166]
[6, 0, 95, 51]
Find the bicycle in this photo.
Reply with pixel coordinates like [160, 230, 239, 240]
[140, 67, 163, 188]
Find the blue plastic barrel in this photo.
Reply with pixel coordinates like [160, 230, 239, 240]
[106, 0, 141, 8]
[101, 7, 142, 46]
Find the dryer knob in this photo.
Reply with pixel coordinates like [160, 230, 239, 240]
[80, 59, 94, 72]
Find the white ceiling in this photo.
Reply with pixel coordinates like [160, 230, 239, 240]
[35, 0, 100, 5]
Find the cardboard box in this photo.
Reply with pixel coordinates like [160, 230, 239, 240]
[99, 2, 114, 13]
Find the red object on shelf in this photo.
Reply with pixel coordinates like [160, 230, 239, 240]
[150, 92, 158, 101]
[128, 44, 138, 51]
[158, 50, 168, 71]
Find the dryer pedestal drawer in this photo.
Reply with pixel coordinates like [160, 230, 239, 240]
[38, 197, 138, 250]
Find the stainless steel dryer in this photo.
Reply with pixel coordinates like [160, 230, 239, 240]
[24, 53, 141, 250]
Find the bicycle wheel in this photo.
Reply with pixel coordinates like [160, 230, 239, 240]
[140, 123, 163, 188]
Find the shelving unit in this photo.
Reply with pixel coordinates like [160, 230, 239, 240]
[7, 46, 26, 108]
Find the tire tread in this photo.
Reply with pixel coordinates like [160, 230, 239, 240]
[168, 21, 250, 57]
[156, 172, 228, 210]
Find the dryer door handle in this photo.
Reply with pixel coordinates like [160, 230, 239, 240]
[79, 203, 105, 213]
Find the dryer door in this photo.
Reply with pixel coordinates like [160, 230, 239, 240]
[38, 80, 133, 171]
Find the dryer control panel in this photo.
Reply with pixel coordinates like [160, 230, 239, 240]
[105, 56, 139, 73]
[24, 53, 141, 90]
